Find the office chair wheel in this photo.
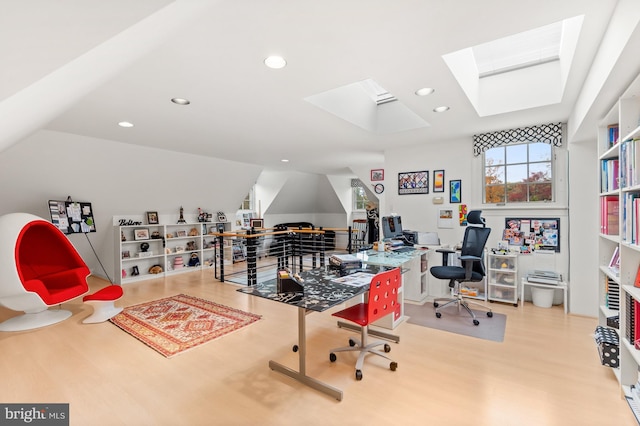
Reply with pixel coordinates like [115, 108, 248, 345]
[487, 311, 493, 318]
[390, 362, 397, 371]
[473, 319, 480, 326]
[433, 302, 439, 308]
[355, 370, 363, 381]
[292, 345, 298, 352]
[435, 312, 442, 318]
[383, 344, 391, 353]
[329, 353, 337, 362]
[348, 338, 356, 347]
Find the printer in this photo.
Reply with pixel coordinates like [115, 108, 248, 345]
[403, 230, 440, 245]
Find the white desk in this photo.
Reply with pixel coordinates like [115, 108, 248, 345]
[521, 278, 568, 314]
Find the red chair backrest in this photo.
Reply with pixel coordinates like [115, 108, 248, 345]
[16, 220, 87, 282]
[367, 268, 401, 323]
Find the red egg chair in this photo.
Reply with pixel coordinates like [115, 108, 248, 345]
[0, 213, 90, 331]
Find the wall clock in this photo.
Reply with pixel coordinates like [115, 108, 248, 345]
[374, 183, 384, 194]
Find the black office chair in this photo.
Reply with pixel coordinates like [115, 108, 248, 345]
[430, 210, 493, 326]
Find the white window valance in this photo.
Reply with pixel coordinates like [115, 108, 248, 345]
[473, 122, 563, 156]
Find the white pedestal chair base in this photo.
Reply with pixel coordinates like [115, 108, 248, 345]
[83, 301, 123, 324]
[0, 309, 72, 332]
[82, 285, 124, 324]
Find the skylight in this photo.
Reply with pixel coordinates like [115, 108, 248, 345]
[304, 78, 428, 134]
[443, 15, 584, 117]
[473, 21, 562, 78]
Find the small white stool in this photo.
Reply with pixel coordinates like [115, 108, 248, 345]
[82, 285, 124, 324]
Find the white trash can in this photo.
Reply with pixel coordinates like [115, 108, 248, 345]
[531, 287, 554, 308]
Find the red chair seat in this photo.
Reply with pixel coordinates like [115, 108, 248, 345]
[83, 285, 123, 302]
[331, 303, 368, 326]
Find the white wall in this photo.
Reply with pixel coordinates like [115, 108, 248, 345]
[0, 130, 262, 281]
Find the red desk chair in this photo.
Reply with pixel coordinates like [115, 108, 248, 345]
[329, 268, 401, 380]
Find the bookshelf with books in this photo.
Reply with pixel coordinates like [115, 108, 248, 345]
[597, 72, 640, 414]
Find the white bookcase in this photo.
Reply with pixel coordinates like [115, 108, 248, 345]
[597, 72, 640, 417]
[115, 222, 230, 284]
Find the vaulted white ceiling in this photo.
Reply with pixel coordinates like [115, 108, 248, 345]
[0, 0, 627, 175]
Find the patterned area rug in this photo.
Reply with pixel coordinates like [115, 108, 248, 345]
[110, 294, 261, 357]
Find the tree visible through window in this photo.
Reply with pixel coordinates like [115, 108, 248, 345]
[484, 142, 552, 203]
[353, 187, 368, 211]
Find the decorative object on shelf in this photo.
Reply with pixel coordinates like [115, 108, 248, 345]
[217, 211, 227, 222]
[131, 265, 139, 276]
[177, 206, 186, 224]
[173, 257, 184, 269]
[122, 250, 130, 259]
[197, 208, 210, 223]
[122, 269, 126, 278]
[370, 168, 384, 181]
[176, 230, 187, 237]
[150, 231, 161, 239]
[148, 265, 163, 274]
[134, 228, 149, 241]
[175, 246, 185, 253]
[146, 211, 159, 225]
[188, 227, 199, 236]
[398, 170, 429, 195]
[433, 170, 445, 192]
[140, 242, 150, 252]
[374, 183, 384, 194]
[186, 241, 197, 251]
[118, 219, 142, 226]
[188, 252, 200, 267]
[249, 218, 264, 228]
[450, 180, 461, 203]
[121, 230, 126, 241]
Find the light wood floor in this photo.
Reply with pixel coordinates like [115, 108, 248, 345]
[0, 270, 636, 426]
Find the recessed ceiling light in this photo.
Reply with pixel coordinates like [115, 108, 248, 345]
[433, 106, 450, 113]
[171, 98, 190, 105]
[264, 56, 287, 69]
[281, 158, 289, 163]
[118, 121, 134, 128]
[415, 88, 435, 96]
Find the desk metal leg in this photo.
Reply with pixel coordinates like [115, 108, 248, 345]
[336, 320, 400, 343]
[269, 307, 343, 401]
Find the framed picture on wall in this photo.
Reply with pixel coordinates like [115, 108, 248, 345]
[371, 169, 384, 181]
[450, 180, 461, 203]
[433, 170, 445, 192]
[398, 170, 429, 195]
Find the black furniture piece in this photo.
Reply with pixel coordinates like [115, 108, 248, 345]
[267, 222, 336, 256]
[429, 210, 493, 326]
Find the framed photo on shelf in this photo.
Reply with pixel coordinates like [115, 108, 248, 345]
[370, 169, 384, 181]
[146, 211, 159, 225]
[450, 180, 461, 203]
[433, 170, 445, 192]
[134, 228, 149, 240]
[122, 250, 130, 259]
[176, 230, 187, 238]
[249, 218, 264, 228]
[398, 170, 429, 195]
